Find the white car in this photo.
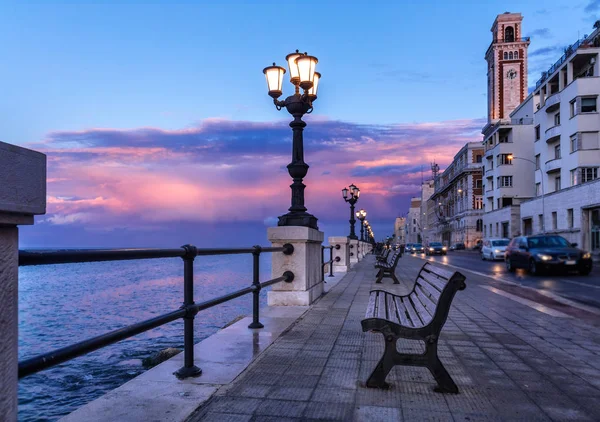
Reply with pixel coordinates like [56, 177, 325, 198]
[481, 238, 510, 261]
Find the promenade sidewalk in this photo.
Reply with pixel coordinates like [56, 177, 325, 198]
[190, 255, 600, 421]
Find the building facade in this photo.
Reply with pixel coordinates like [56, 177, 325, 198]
[430, 143, 484, 248]
[394, 217, 406, 245]
[519, 27, 600, 256]
[406, 197, 422, 244]
[420, 180, 435, 244]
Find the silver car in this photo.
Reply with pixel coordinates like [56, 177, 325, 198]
[481, 238, 510, 261]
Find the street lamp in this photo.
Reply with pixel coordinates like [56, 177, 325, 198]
[263, 50, 321, 229]
[356, 209, 367, 241]
[342, 184, 360, 239]
[507, 154, 545, 233]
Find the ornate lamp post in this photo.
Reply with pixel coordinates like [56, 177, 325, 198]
[342, 184, 360, 239]
[356, 209, 367, 241]
[263, 50, 321, 229]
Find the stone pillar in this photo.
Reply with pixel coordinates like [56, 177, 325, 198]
[267, 226, 324, 306]
[329, 236, 350, 272]
[349, 239, 359, 265]
[0, 141, 46, 421]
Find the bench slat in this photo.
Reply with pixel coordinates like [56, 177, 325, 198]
[377, 291, 387, 319]
[414, 284, 438, 314]
[418, 271, 447, 292]
[409, 291, 433, 325]
[386, 293, 400, 325]
[366, 290, 377, 318]
[401, 297, 423, 328]
[423, 262, 454, 280]
[416, 279, 441, 303]
[394, 297, 413, 327]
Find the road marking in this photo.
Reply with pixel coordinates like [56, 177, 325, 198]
[555, 278, 600, 290]
[410, 255, 600, 316]
[479, 286, 571, 318]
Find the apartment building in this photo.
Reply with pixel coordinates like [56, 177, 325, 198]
[406, 197, 422, 244]
[420, 180, 435, 244]
[430, 143, 484, 247]
[394, 217, 406, 245]
[519, 26, 600, 254]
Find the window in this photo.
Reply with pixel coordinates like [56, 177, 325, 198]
[555, 176, 561, 191]
[536, 183, 541, 196]
[570, 100, 576, 117]
[476, 219, 483, 231]
[498, 154, 513, 165]
[474, 196, 483, 210]
[554, 112, 561, 126]
[581, 167, 599, 183]
[535, 154, 540, 170]
[570, 134, 578, 152]
[552, 212, 557, 230]
[538, 214, 544, 232]
[505, 26, 514, 42]
[476, 154, 482, 163]
[503, 52, 508, 60]
[499, 176, 513, 187]
[508, 51, 514, 60]
[571, 169, 577, 186]
[476, 179, 483, 188]
[535, 125, 540, 140]
[554, 144, 561, 159]
[567, 208, 574, 229]
[582, 97, 597, 113]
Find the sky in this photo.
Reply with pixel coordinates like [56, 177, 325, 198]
[1, 0, 597, 247]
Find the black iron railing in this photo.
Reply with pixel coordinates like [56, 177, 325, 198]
[18, 244, 294, 379]
[320, 245, 339, 281]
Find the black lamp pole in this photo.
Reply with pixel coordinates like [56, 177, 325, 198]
[263, 51, 321, 230]
[356, 209, 366, 241]
[342, 184, 360, 240]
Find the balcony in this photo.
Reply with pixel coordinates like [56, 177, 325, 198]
[545, 125, 561, 143]
[545, 158, 562, 173]
[545, 92, 561, 113]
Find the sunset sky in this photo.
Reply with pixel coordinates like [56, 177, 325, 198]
[2, 1, 596, 247]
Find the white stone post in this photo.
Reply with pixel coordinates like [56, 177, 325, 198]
[329, 236, 350, 272]
[0, 141, 46, 421]
[267, 226, 324, 306]
[349, 239, 359, 265]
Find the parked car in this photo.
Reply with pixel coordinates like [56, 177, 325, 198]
[472, 240, 483, 251]
[505, 234, 593, 275]
[426, 242, 447, 256]
[411, 243, 425, 254]
[449, 242, 465, 251]
[481, 238, 510, 261]
[405, 243, 413, 252]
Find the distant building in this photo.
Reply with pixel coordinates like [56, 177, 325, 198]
[420, 180, 435, 244]
[406, 197, 422, 244]
[394, 217, 406, 244]
[430, 143, 484, 248]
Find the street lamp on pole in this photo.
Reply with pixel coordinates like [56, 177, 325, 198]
[342, 184, 360, 239]
[356, 209, 367, 241]
[507, 155, 545, 234]
[263, 50, 321, 229]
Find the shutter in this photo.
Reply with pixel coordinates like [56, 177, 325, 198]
[575, 97, 582, 115]
[577, 132, 583, 150]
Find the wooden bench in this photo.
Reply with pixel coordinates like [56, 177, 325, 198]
[361, 262, 466, 393]
[374, 249, 403, 284]
[375, 247, 391, 263]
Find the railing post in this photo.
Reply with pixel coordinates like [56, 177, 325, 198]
[328, 246, 335, 277]
[1, 141, 46, 421]
[248, 245, 264, 329]
[175, 244, 202, 379]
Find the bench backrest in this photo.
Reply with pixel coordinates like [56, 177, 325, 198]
[379, 248, 391, 260]
[387, 250, 402, 269]
[410, 262, 466, 331]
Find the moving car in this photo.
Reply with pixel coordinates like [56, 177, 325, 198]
[450, 242, 465, 251]
[504, 234, 593, 275]
[472, 240, 483, 251]
[426, 242, 447, 256]
[481, 238, 510, 261]
[411, 243, 425, 254]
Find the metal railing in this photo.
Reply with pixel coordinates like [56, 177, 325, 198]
[535, 37, 587, 89]
[18, 244, 295, 379]
[321, 245, 339, 281]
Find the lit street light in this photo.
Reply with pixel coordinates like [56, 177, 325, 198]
[356, 209, 367, 241]
[263, 50, 321, 229]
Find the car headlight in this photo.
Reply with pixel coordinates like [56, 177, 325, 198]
[583, 252, 591, 259]
[537, 254, 553, 261]
[494, 249, 500, 253]
[429, 248, 434, 251]
[442, 247, 447, 251]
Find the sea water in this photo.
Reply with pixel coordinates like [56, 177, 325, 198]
[18, 253, 273, 421]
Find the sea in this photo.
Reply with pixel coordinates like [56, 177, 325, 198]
[18, 253, 275, 421]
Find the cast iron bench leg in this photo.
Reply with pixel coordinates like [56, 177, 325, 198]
[366, 333, 397, 388]
[425, 340, 458, 394]
[391, 271, 400, 285]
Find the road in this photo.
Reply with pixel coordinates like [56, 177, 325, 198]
[408, 250, 600, 309]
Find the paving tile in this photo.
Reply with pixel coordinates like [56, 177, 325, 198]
[401, 408, 454, 421]
[201, 412, 253, 422]
[254, 399, 307, 418]
[207, 396, 262, 414]
[268, 386, 314, 401]
[302, 402, 354, 420]
[354, 405, 402, 421]
[311, 386, 356, 404]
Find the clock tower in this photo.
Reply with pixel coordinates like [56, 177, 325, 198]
[485, 12, 530, 123]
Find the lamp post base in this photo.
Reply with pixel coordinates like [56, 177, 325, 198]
[278, 212, 319, 230]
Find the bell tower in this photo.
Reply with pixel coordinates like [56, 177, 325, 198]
[485, 12, 530, 123]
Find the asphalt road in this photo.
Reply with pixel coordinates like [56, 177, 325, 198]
[408, 250, 600, 310]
